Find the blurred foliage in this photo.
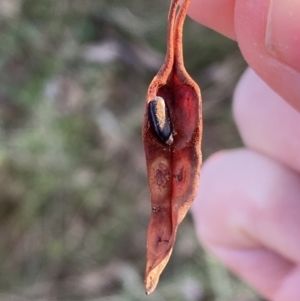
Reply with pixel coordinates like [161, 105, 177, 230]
[0, 0, 264, 300]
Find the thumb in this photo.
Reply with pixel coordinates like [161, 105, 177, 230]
[188, 0, 300, 111]
[235, 0, 300, 110]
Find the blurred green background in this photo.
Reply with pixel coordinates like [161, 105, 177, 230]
[0, 0, 264, 300]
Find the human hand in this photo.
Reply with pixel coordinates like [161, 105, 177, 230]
[188, 1, 300, 300]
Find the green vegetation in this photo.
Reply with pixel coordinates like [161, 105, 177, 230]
[0, 0, 263, 300]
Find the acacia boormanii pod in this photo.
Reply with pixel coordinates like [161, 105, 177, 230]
[142, 0, 202, 295]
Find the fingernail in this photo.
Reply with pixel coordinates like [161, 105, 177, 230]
[266, 0, 300, 72]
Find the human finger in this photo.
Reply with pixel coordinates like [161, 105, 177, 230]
[188, 0, 300, 111]
[192, 149, 300, 300]
[188, 0, 236, 39]
[233, 68, 300, 174]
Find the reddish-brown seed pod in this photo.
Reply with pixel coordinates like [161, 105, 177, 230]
[142, 0, 203, 295]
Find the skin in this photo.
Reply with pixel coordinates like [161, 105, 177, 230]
[188, 0, 300, 300]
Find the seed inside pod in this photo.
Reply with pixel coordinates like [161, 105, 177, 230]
[149, 96, 173, 145]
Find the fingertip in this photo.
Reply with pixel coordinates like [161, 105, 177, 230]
[234, 0, 300, 110]
[233, 67, 300, 174]
[193, 148, 300, 255]
[232, 68, 269, 133]
[192, 149, 247, 246]
[189, 0, 300, 110]
[188, 0, 236, 39]
[265, 0, 300, 72]
[192, 149, 300, 299]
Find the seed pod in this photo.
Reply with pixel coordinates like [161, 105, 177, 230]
[149, 96, 173, 145]
[143, 0, 202, 294]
